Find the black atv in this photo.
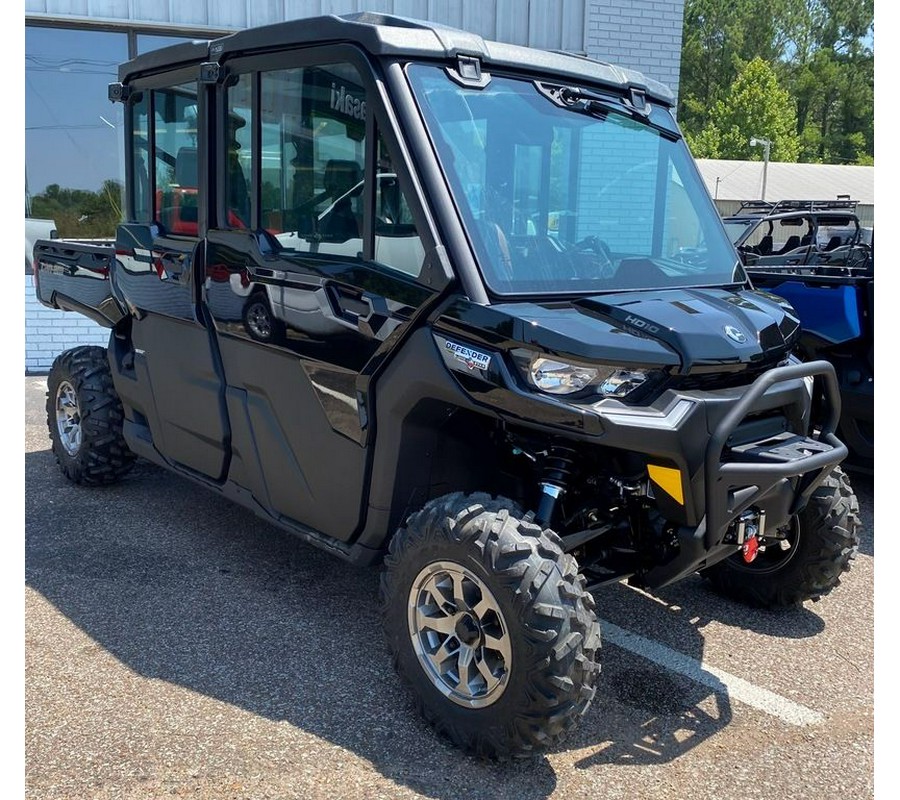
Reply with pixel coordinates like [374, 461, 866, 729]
[32, 13, 860, 759]
[724, 200, 873, 471]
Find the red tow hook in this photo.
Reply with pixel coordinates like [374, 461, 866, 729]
[742, 535, 760, 563]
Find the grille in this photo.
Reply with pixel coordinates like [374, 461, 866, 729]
[671, 361, 781, 391]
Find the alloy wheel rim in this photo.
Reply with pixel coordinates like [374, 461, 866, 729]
[247, 303, 272, 339]
[407, 560, 511, 708]
[55, 381, 82, 456]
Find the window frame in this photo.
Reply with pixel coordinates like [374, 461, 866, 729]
[124, 65, 206, 232]
[212, 45, 440, 283]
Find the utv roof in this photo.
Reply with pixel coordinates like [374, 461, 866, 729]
[724, 199, 861, 224]
[117, 11, 674, 105]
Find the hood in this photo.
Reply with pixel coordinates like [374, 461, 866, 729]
[486, 287, 801, 373]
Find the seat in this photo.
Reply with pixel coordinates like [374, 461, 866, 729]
[757, 234, 773, 255]
[320, 160, 362, 241]
[175, 147, 198, 187]
[776, 235, 801, 255]
[825, 236, 843, 251]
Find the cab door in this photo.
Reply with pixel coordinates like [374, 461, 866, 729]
[202, 49, 446, 542]
[115, 75, 229, 481]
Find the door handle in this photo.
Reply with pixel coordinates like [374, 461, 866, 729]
[328, 285, 391, 338]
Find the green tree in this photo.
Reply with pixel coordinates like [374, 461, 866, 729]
[781, 0, 874, 162]
[678, 0, 874, 165]
[31, 180, 124, 239]
[688, 57, 800, 161]
[679, 0, 791, 138]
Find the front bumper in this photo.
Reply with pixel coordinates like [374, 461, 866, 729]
[436, 335, 848, 587]
[640, 360, 847, 588]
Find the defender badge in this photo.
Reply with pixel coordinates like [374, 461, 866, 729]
[724, 325, 747, 343]
[445, 340, 491, 371]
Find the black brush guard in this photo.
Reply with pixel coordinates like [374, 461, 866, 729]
[641, 360, 846, 589]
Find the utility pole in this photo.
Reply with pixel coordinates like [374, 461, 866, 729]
[750, 137, 772, 200]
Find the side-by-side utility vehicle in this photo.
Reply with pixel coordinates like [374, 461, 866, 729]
[33, 13, 860, 759]
[723, 199, 873, 472]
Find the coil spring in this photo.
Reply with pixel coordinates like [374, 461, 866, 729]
[541, 446, 577, 490]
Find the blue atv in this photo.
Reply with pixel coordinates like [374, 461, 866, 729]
[724, 200, 873, 471]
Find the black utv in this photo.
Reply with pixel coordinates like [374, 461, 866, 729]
[32, 13, 860, 760]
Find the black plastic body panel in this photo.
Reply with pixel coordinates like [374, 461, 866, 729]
[33, 239, 124, 327]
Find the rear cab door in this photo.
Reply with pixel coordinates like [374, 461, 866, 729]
[114, 68, 230, 481]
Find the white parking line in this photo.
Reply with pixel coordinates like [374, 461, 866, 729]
[601, 619, 825, 726]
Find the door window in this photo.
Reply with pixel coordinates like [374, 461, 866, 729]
[219, 59, 426, 279]
[225, 73, 253, 228]
[153, 82, 201, 235]
[258, 64, 366, 249]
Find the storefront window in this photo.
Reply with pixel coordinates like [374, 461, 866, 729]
[137, 34, 202, 55]
[25, 26, 129, 237]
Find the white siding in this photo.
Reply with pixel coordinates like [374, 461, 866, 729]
[24, 0, 602, 73]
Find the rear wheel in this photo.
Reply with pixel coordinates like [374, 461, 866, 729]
[381, 492, 601, 759]
[703, 467, 860, 608]
[46, 346, 136, 485]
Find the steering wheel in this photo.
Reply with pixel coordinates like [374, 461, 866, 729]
[572, 236, 615, 278]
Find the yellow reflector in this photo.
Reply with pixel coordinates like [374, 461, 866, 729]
[648, 464, 684, 505]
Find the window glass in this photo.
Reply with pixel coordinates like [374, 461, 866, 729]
[373, 135, 425, 277]
[25, 26, 128, 238]
[409, 66, 741, 294]
[234, 61, 425, 278]
[225, 74, 253, 227]
[130, 92, 151, 222]
[137, 34, 202, 55]
[153, 83, 201, 235]
[259, 64, 366, 250]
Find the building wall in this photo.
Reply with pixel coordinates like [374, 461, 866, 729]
[25, 283, 110, 374]
[25, 0, 685, 90]
[585, 0, 685, 97]
[25, 0, 589, 51]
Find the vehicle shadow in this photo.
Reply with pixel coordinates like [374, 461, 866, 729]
[558, 623, 735, 767]
[25, 451, 559, 799]
[564, 564, 831, 768]
[25, 448, 849, 791]
[848, 472, 874, 557]
[639, 576, 828, 638]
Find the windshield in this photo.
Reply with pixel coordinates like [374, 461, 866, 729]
[408, 65, 744, 295]
[723, 220, 755, 245]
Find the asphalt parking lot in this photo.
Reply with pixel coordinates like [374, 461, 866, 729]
[24, 374, 875, 800]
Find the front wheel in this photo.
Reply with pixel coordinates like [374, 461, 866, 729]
[703, 467, 860, 609]
[380, 493, 601, 759]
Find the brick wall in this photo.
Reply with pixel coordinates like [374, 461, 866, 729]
[585, 0, 685, 99]
[25, 283, 110, 374]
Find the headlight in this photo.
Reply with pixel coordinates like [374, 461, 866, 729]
[530, 357, 598, 394]
[513, 350, 651, 398]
